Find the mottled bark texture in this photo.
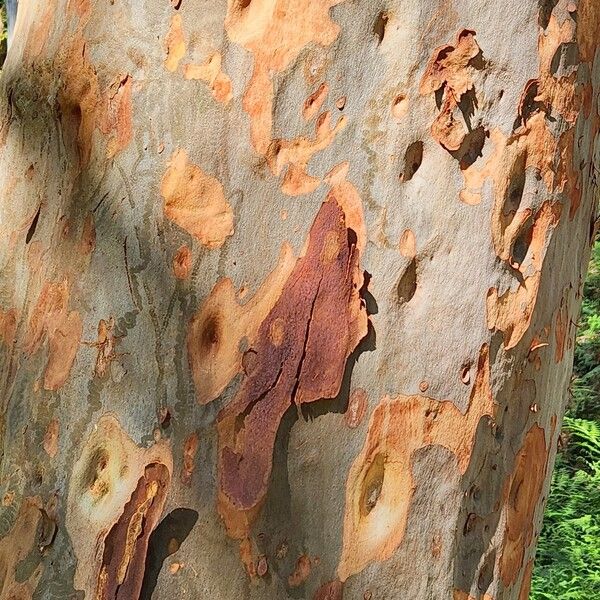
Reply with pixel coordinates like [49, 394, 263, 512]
[0, 1, 597, 599]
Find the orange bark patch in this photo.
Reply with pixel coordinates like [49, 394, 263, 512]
[55, 31, 134, 165]
[160, 149, 234, 248]
[267, 111, 347, 196]
[188, 244, 295, 405]
[24, 280, 82, 390]
[101, 74, 133, 159]
[500, 425, 548, 586]
[338, 344, 494, 581]
[173, 245, 192, 280]
[66, 415, 172, 598]
[578, 0, 600, 63]
[165, 14, 186, 73]
[183, 53, 233, 104]
[181, 432, 199, 485]
[420, 30, 481, 152]
[0, 497, 45, 598]
[487, 200, 561, 349]
[518, 559, 535, 600]
[217, 192, 368, 540]
[225, 0, 347, 155]
[43, 419, 59, 458]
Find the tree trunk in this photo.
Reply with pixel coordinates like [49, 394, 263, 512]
[0, 1, 597, 599]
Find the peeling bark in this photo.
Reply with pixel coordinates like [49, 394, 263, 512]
[0, 0, 597, 599]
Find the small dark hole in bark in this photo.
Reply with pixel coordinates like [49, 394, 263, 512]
[26, 206, 41, 244]
[372, 12, 388, 44]
[503, 152, 527, 216]
[477, 550, 496, 591]
[201, 314, 221, 349]
[397, 258, 417, 304]
[140, 508, 199, 600]
[434, 85, 445, 110]
[400, 141, 423, 182]
[238, 0, 252, 9]
[538, 0, 559, 29]
[511, 215, 534, 267]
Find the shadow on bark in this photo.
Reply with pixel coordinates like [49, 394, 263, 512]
[140, 507, 199, 600]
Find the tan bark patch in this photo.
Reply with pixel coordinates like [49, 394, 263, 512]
[338, 344, 494, 581]
[24, 280, 82, 390]
[217, 191, 368, 540]
[66, 414, 172, 598]
[85, 317, 120, 378]
[313, 579, 343, 599]
[183, 53, 233, 104]
[165, 14, 186, 73]
[101, 74, 133, 159]
[0, 497, 45, 598]
[43, 418, 60, 458]
[399, 229, 416, 258]
[499, 424, 548, 586]
[160, 149, 234, 248]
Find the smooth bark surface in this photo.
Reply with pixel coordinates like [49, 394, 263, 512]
[0, 1, 598, 599]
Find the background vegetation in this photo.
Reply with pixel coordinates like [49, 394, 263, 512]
[532, 240, 600, 599]
[0, 2, 597, 597]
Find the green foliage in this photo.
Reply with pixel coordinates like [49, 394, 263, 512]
[532, 240, 600, 599]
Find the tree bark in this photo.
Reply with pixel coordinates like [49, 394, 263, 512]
[0, 1, 597, 599]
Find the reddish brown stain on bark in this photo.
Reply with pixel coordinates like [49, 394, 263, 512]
[338, 344, 494, 580]
[24, 280, 82, 390]
[96, 464, 170, 600]
[85, 317, 120, 378]
[173, 245, 192, 280]
[313, 579, 343, 600]
[345, 388, 368, 429]
[0, 307, 18, 347]
[160, 149, 234, 248]
[217, 192, 368, 539]
[499, 424, 548, 587]
[288, 554, 312, 587]
[420, 30, 481, 152]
